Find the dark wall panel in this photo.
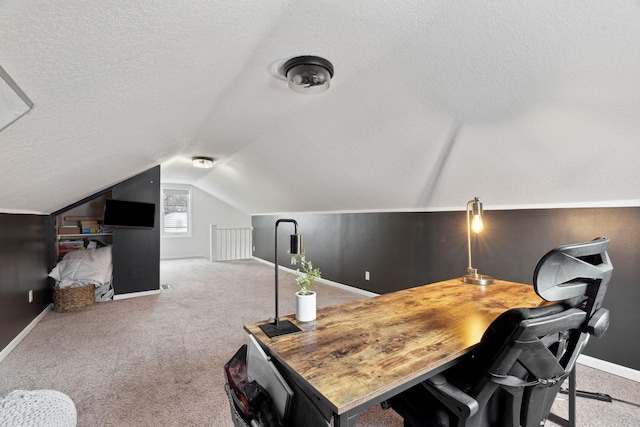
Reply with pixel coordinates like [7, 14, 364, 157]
[253, 207, 640, 370]
[112, 166, 161, 294]
[0, 213, 51, 350]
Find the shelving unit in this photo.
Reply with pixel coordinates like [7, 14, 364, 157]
[50, 165, 160, 298]
[57, 233, 113, 239]
[54, 194, 112, 261]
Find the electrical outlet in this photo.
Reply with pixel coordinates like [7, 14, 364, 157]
[253, 246, 256, 252]
[365, 271, 370, 281]
[28, 290, 33, 303]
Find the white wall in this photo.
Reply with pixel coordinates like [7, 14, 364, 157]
[161, 185, 251, 260]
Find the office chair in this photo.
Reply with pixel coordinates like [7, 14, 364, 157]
[386, 237, 612, 427]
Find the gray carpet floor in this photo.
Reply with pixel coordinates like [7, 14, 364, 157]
[0, 258, 638, 426]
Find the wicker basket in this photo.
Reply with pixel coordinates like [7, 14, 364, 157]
[53, 284, 95, 312]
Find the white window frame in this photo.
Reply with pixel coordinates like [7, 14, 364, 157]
[161, 185, 193, 238]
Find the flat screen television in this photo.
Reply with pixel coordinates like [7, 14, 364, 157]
[103, 199, 156, 228]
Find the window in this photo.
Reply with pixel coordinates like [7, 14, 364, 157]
[162, 186, 192, 236]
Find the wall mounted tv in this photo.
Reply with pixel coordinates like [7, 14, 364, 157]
[103, 199, 156, 228]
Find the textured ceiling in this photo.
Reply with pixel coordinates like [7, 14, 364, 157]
[0, 1, 639, 214]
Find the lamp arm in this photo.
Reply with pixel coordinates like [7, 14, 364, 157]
[466, 200, 473, 273]
[274, 219, 299, 327]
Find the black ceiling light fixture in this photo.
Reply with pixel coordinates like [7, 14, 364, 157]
[282, 55, 334, 94]
[191, 156, 214, 168]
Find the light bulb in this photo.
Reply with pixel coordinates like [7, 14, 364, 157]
[471, 214, 483, 233]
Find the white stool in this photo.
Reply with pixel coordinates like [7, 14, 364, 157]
[0, 390, 77, 427]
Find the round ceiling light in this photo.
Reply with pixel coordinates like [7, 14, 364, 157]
[192, 156, 214, 168]
[282, 56, 334, 94]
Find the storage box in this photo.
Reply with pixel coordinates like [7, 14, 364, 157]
[80, 221, 99, 234]
[58, 226, 80, 235]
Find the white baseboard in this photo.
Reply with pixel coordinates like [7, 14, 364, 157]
[160, 255, 205, 260]
[0, 304, 52, 363]
[3, 284, 639, 389]
[113, 289, 161, 301]
[578, 354, 640, 383]
[315, 276, 379, 297]
[252, 256, 272, 266]
[252, 257, 379, 298]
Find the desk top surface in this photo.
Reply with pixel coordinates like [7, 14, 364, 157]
[244, 278, 543, 415]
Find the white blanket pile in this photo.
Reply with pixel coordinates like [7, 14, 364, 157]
[49, 246, 114, 301]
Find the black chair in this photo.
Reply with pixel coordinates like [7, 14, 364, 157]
[386, 237, 613, 427]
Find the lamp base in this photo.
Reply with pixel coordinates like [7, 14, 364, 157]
[259, 320, 302, 338]
[462, 273, 495, 285]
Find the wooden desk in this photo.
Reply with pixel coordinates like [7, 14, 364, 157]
[244, 278, 544, 426]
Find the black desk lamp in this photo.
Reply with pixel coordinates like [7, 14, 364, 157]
[259, 219, 304, 338]
[462, 197, 494, 285]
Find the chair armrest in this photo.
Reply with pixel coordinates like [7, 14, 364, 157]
[422, 374, 479, 420]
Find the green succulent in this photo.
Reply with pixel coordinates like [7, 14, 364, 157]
[290, 252, 321, 295]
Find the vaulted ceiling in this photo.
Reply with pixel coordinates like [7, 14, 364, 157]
[1, 1, 638, 215]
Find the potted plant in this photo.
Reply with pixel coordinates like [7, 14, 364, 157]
[290, 252, 321, 322]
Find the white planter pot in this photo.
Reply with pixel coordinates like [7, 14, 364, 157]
[295, 291, 316, 322]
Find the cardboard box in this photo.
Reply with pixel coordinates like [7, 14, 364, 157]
[80, 221, 99, 234]
[58, 226, 80, 235]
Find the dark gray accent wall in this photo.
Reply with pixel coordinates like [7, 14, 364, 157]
[1, 167, 160, 356]
[111, 165, 161, 295]
[0, 213, 51, 350]
[252, 207, 640, 371]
